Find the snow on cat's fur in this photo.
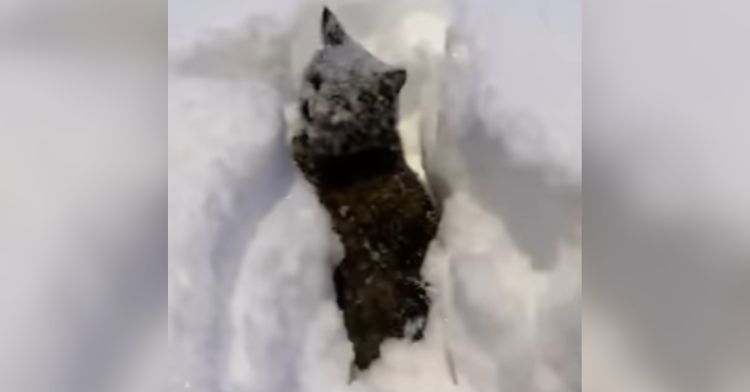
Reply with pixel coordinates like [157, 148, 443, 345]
[291, 8, 440, 372]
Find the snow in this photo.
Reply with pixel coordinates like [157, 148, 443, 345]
[424, 1, 582, 390]
[169, 1, 580, 392]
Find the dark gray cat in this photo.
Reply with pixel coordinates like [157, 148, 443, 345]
[291, 8, 440, 371]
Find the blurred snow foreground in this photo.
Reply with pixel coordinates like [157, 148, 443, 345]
[0, 1, 164, 392]
[584, 1, 750, 392]
[169, 1, 580, 392]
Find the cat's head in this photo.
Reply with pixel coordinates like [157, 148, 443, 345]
[300, 7, 407, 154]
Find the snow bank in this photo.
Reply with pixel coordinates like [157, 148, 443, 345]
[430, 1, 581, 391]
[426, 0, 581, 191]
[168, 76, 310, 391]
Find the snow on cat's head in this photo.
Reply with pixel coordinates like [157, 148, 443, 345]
[299, 7, 407, 154]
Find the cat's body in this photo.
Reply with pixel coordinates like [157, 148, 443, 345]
[291, 8, 440, 370]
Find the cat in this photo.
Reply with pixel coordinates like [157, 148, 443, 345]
[291, 7, 440, 371]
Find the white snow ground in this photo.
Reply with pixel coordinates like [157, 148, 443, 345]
[169, 1, 580, 392]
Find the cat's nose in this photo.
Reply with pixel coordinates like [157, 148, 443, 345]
[330, 109, 352, 125]
[310, 100, 329, 117]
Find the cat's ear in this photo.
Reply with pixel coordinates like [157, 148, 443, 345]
[322, 7, 349, 47]
[383, 69, 407, 93]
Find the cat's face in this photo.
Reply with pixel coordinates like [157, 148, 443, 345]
[300, 8, 406, 153]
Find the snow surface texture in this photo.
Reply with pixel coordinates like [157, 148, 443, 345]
[429, 1, 581, 391]
[0, 2, 164, 392]
[169, 1, 580, 392]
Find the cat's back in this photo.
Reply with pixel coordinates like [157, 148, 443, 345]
[319, 166, 439, 265]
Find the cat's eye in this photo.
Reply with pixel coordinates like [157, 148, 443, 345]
[330, 96, 349, 109]
[358, 92, 376, 106]
[300, 100, 312, 120]
[308, 73, 322, 90]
